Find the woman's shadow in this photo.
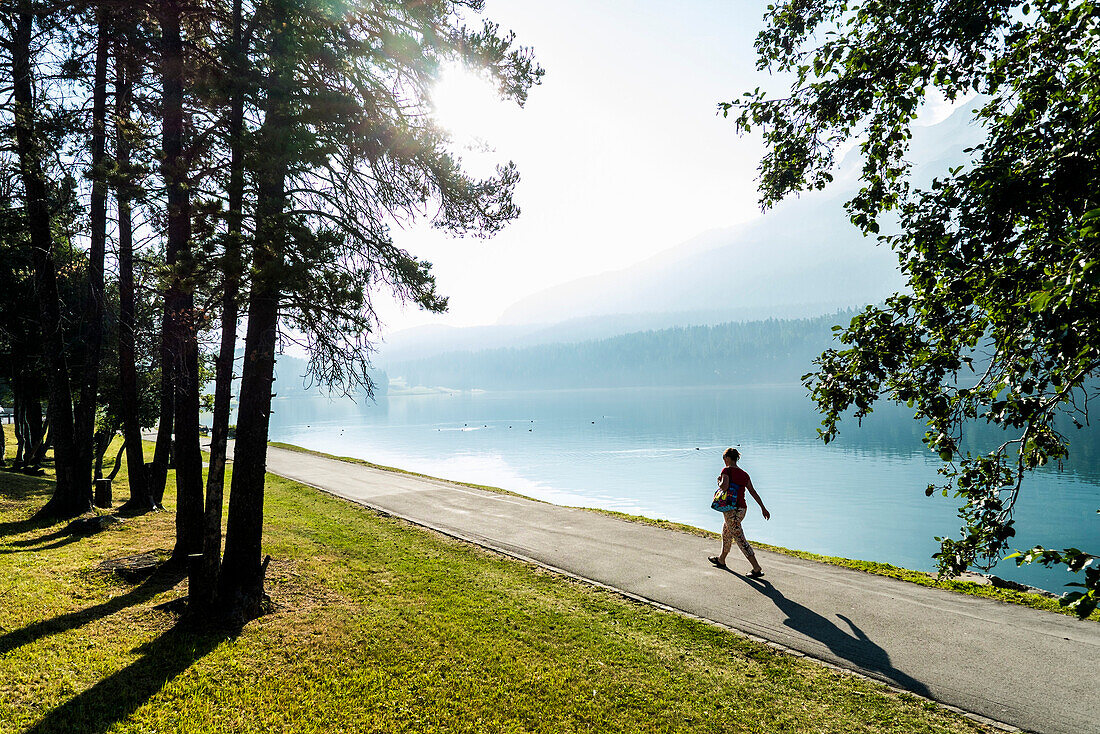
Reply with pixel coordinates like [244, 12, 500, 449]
[740, 574, 931, 697]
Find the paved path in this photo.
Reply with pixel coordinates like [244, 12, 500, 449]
[258, 445, 1098, 734]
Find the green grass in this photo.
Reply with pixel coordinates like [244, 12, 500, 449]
[0, 432, 997, 733]
[270, 440, 1097, 623]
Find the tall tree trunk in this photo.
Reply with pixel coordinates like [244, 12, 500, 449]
[26, 402, 46, 467]
[219, 1, 292, 622]
[73, 6, 110, 501]
[14, 395, 30, 469]
[9, 4, 86, 516]
[198, 0, 246, 610]
[10, 364, 27, 468]
[218, 274, 279, 622]
[107, 440, 125, 480]
[160, 0, 204, 562]
[115, 37, 152, 511]
[93, 427, 113, 480]
[150, 308, 174, 505]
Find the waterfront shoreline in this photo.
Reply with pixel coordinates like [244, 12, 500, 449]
[268, 440, 1087, 621]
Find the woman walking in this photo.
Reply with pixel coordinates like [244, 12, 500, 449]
[709, 447, 770, 576]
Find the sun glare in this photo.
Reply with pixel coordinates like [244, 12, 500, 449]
[430, 64, 505, 143]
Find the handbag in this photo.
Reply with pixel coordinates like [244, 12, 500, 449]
[711, 482, 740, 512]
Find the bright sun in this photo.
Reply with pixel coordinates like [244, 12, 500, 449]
[430, 64, 505, 143]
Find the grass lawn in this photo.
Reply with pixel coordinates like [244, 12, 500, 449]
[0, 432, 995, 733]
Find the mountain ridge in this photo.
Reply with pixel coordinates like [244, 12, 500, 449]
[377, 102, 984, 363]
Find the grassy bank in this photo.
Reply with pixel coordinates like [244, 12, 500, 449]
[0, 434, 994, 733]
[271, 441, 1097, 622]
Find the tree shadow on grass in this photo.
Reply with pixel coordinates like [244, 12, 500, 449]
[0, 528, 84, 554]
[22, 619, 233, 734]
[0, 513, 58, 540]
[1, 518, 127, 555]
[0, 565, 185, 656]
[0, 470, 57, 538]
[742, 575, 932, 697]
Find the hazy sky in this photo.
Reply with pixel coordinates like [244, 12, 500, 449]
[376, 0, 780, 333]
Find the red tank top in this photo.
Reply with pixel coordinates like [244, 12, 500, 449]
[721, 466, 749, 508]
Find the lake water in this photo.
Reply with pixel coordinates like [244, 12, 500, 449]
[265, 385, 1098, 594]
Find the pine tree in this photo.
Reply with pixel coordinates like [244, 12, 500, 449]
[214, 0, 541, 622]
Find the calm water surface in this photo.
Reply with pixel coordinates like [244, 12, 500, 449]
[265, 385, 1098, 593]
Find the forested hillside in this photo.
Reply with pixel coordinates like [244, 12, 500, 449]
[386, 312, 853, 390]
